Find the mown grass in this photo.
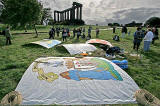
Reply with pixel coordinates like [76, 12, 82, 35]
[0, 25, 160, 106]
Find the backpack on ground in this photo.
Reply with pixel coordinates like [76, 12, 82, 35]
[113, 35, 120, 41]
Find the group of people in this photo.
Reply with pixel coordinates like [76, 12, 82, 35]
[133, 26, 159, 52]
[48, 26, 100, 41]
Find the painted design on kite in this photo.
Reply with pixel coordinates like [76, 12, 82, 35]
[60, 69, 117, 81]
[91, 58, 123, 81]
[60, 57, 123, 81]
[32, 58, 59, 83]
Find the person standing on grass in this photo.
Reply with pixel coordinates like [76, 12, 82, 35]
[133, 27, 142, 51]
[49, 28, 54, 39]
[5, 26, 12, 45]
[66, 28, 70, 37]
[82, 27, 86, 39]
[62, 29, 67, 42]
[77, 28, 81, 39]
[88, 27, 91, 39]
[121, 25, 127, 38]
[73, 28, 77, 38]
[96, 28, 100, 38]
[152, 27, 159, 44]
[143, 28, 154, 52]
[113, 26, 116, 33]
[56, 27, 60, 37]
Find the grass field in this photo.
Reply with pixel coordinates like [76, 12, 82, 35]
[0, 25, 160, 106]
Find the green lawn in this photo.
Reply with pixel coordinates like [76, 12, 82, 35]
[0, 25, 160, 106]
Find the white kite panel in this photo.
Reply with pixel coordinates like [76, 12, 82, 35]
[63, 44, 97, 55]
[16, 57, 139, 105]
[31, 39, 61, 49]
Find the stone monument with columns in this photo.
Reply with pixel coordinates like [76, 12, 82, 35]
[54, 2, 84, 25]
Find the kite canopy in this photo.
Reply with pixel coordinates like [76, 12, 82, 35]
[31, 39, 61, 49]
[63, 43, 97, 55]
[15, 57, 139, 105]
[86, 39, 113, 47]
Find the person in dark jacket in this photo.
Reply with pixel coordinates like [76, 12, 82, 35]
[77, 28, 81, 39]
[56, 27, 60, 37]
[152, 27, 159, 44]
[49, 28, 55, 39]
[62, 29, 67, 41]
[121, 26, 127, 38]
[133, 27, 142, 51]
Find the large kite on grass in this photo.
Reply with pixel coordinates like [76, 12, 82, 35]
[15, 57, 139, 105]
[62, 43, 97, 55]
[86, 39, 113, 47]
[31, 39, 61, 48]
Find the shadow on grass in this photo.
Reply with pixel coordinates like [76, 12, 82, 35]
[55, 45, 69, 54]
[0, 36, 6, 46]
[0, 63, 27, 71]
[71, 39, 81, 43]
[142, 49, 160, 62]
[22, 43, 44, 49]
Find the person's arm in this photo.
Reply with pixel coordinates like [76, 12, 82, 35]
[143, 33, 148, 40]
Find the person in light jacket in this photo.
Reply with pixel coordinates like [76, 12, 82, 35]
[143, 28, 154, 51]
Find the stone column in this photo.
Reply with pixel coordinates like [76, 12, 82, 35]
[64, 11, 66, 21]
[60, 12, 62, 22]
[57, 12, 59, 22]
[80, 6, 82, 20]
[77, 7, 79, 20]
[67, 11, 69, 20]
[54, 11, 56, 22]
[72, 7, 75, 20]
[62, 12, 64, 21]
[70, 9, 72, 20]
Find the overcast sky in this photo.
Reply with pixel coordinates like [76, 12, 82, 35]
[39, 0, 160, 25]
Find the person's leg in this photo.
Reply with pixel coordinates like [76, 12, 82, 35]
[53, 35, 54, 39]
[77, 35, 79, 39]
[147, 41, 151, 51]
[133, 42, 136, 49]
[9, 37, 11, 44]
[65, 36, 67, 41]
[144, 41, 150, 51]
[6, 37, 9, 45]
[62, 36, 64, 41]
[137, 42, 140, 51]
[122, 33, 125, 38]
[144, 41, 147, 51]
[49, 35, 51, 39]
[152, 38, 155, 44]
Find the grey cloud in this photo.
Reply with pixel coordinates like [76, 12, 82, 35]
[40, 0, 160, 25]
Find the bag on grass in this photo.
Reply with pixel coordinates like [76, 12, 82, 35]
[113, 35, 120, 41]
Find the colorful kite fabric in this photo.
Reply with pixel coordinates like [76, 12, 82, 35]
[86, 39, 113, 47]
[16, 57, 140, 105]
[63, 43, 97, 55]
[31, 39, 61, 48]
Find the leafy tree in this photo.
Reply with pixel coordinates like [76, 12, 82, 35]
[1, 0, 42, 37]
[113, 23, 120, 27]
[145, 17, 160, 27]
[108, 23, 113, 26]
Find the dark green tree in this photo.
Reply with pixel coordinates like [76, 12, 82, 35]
[145, 17, 160, 27]
[108, 23, 113, 26]
[113, 23, 120, 26]
[1, 0, 42, 37]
